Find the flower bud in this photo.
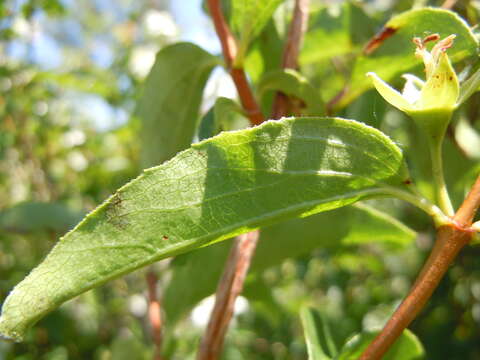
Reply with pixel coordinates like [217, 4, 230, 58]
[367, 34, 459, 140]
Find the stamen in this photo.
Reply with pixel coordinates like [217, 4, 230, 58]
[431, 34, 456, 61]
[412, 37, 424, 49]
[422, 33, 440, 44]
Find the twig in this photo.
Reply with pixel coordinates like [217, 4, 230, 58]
[197, 3, 265, 359]
[359, 175, 480, 360]
[271, 0, 310, 119]
[197, 231, 259, 360]
[282, 0, 310, 69]
[454, 175, 480, 226]
[230, 68, 264, 125]
[198, 2, 309, 359]
[146, 270, 163, 360]
[207, 0, 264, 126]
[441, 0, 458, 9]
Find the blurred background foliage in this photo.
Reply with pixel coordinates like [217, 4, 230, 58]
[1, 0, 480, 359]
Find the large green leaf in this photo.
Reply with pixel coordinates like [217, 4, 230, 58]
[163, 203, 415, 324]
[137, 42, 219, 168]
[0, 117, 411, 341]
[337, 8, 478, 108]
[336, 329, 425, 360]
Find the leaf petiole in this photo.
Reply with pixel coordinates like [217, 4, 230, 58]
[428, 137, 455, 217]
[382, 186, 452, 227]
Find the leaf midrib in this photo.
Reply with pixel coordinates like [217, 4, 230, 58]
[56, 188, 387, 262]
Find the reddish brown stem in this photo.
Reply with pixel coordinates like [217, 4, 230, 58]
[454, 175, 480, 226]
[198, 2, 309, 359]
[271, 0, 310, 119]
[207, 0, 237, 66]
[441, 0, 458, 9]
[207, 0, 264, 126]
[197, 231, 259, 360]
[359, 175, 480, 359]
[281, 0, 310, 69]
[146, 270, 163, 360]
[359, 225, 471, 360]
[230, 68, 264, 125]
[197, 2, 266, 359]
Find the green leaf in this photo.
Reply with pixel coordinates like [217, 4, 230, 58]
[300, 307, 336, 360]
[163, 203, 416, 324]
[338, 8, 478, 108]
[336, 329, 425, 360]
[344, 90, 387, 129]
[0, 117, 411, 341]
[197, 107, 216, 141]
[244, 20, 283, 82]
[258, 69, 325, 115]
[137, 42, 219, 168]
[213, 97, 244, 125]
[231, 0, 284, 61]
[301, 2, 377, 65]
[198, 97, 245, 141]
[0, 202, 84, 234]
[458, 67, 480, 105]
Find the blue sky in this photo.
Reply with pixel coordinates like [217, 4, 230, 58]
[3, 0, 221, 131]
[170, 0, 220, 54]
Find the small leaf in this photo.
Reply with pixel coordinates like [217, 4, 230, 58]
[213, 97, 245, 132]
[301, 2, 377, 65]
[258, 69, 325, 115]
[457, 66, 480, 105]
[197, 107, 216, 141]
[244, 20, 283, 82]
[0, 117, 411, 341]
[136, 42, 219, 168]
[300, 307, 333, 360]
[231, 0, 284, 60]
[198, 97, 245, 141]
[336, 329, 425, 360]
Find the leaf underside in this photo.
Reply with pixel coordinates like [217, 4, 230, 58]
[0, 117, 410, 341]
[163, 203, 416, 324]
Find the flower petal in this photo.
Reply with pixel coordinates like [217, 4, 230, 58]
[367, 72, 414, 113]
[416, 51, 459, 111]
[402, 74, 424, 104]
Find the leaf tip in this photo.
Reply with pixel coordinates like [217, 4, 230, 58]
[0, 318, 24, 343]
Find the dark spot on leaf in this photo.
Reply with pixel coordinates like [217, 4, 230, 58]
[403, 179, 412, 185]
[449, 76, 453, 80]
[162, 235, 169, 240]
[106, 193, 128, 229]
[363, 27, 397, 55]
